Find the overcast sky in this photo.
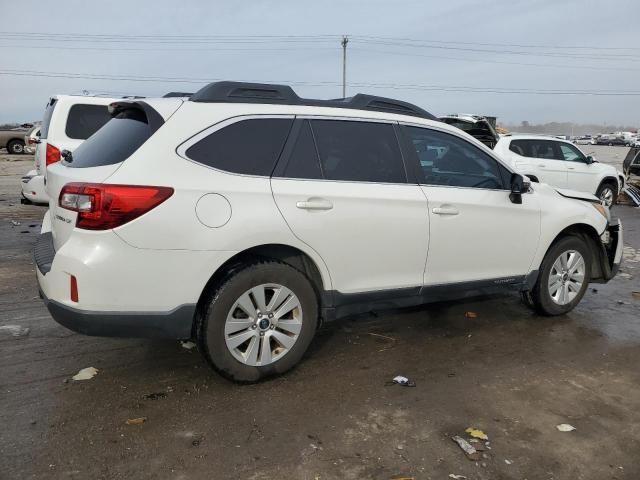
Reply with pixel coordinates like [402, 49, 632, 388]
[1, 0, 639, 125]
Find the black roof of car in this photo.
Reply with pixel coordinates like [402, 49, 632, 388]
[190, 81, 436, 120]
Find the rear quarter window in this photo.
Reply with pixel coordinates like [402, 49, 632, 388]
[185, 118, 293, 176]
[67, 108, 156, 168]
[65, 104, 112, 140]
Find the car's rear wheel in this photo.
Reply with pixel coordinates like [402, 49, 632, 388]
[596, 181, 617, 207]
[197, 261, 319, 382]
[7, 140, 24, 154]
[530, 236, 591, 316]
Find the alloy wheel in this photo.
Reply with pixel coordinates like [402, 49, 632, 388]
[224, 284, 303, 366]
[599, 187, 614, 207]
[548, 250, 585, 305]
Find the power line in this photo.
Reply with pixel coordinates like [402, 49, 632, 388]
[1, 68, 639, 96]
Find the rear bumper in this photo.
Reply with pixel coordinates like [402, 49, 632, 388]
[20, 171, 49, 204]
[39, 289, 195, 339]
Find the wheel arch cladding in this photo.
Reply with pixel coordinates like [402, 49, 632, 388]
[548, 223, 605, 281]
[193, 243, 326, 335]
[598, 176, 619, 192]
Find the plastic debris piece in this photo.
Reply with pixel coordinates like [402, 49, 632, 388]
[11, 220, 21, 226]
[143, 392, 167, 400]
[125, 417, 147, 425]
[556, 423, 576, 432]
[469, 438, 487, 451]
[465, 427, 489, 440]
[72, 367, 98, 381]
[181, 340, 197, 350]
[464, 311, 477, 319]
[0, 325, 30, 337]
[449, 475, 467, 479]
[452, 435, 480, 460]
[505, 459, 513, 465]
[392, 375, 416, 387]
[632, 292, 640, 300]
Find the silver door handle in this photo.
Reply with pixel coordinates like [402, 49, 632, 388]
[432, 207, 459, 215]
[296, 199, 333, 210]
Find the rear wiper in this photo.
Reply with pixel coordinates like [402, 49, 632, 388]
[61, 149, 73, 163]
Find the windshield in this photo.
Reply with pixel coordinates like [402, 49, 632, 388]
[66, 108, 156, 168]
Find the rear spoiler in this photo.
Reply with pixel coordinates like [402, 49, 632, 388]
[108, 101, 164, 130]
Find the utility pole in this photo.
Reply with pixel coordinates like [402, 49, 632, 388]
[341, 35, 349, 98]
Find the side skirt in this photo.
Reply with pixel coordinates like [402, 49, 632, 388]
[321, 275, 535, 322]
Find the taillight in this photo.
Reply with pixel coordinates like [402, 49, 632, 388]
[46, 144, 60, 166]
[70, 275, 79, 302]
[59, 183, 174, 230]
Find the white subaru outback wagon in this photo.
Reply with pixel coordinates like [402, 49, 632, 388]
[35, 82, 623, 382]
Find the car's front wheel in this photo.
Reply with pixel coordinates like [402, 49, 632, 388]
[530, 236, 591, 316]
[7, 139, 25, 154]
[197, 261, 319, 382]
[596, 181, 617, 207]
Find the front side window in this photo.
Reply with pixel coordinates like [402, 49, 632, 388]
[310, 120, 405, 183]
[559, 143, 585, 162]
[404, 126, 505, 189]
[65, 104, 111, 140]
[186, 118, 293, 176]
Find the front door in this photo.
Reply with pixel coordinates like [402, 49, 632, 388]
[401, 125, 540, 286]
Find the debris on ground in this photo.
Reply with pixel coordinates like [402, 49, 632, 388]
[619, 272, 633, 279]
[143, 392, 167, 400]
[505, 459, 513, 465]
[391, 375, 416, 387]
[452, 435, 480, 461]
[390, 475, 414, 480]
[10, 220, 20, 226]
[591, 288, 598, 293]
[468, 438, 487, 451]
[464, 311, 477, 319]
[0, 325, 30, 337]
[367, 332, 397, 352]
[449, 475, 467, 479]
[125, 417, 147, 425]
[465, 427, 488, 440]
[632, 292, 640, 300]
[180, 340, 197, 350]
[556, 423, 576, 432]
[72, 367, 98, 381]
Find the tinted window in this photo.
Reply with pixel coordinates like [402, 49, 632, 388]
[40, 98, 57, 138]
[186, 118, 293, 176]
[67, 109, 155, 168]
[509, 139, 563, 160]
[310, 120, 405, 183]
[65, 104, 111, 140]
[404, 126, 505, 189]
[283, 120, 322, 179]
[559, 143, 585, 162]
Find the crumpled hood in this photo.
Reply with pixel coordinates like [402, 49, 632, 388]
[555, 188, 599, 203]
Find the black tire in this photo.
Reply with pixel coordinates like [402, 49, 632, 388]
[531, 236, 592, 316]
[7, 139, 25, 154]
[196, 261, 319, 383]
[596, 181, 618, 207]
[608, 142, 613, 146]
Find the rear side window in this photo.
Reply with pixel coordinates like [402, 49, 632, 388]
[65, 104, 111, 140]
[310, 120, 405, 183]
[67, 109, 155, 168]
[39, 98, 57, 138]
[283, 120, 323, 179]
[509, 139, 563, 160]
[186, 118, 293, 176]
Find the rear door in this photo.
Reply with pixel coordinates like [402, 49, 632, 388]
[401, 125, 540, 285]
[271, 118, 429, 294]
[35, 97, 57, 175]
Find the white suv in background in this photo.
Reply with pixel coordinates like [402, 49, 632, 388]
[24, 95, 128, 204]
[35, 82, 622, 382]
[494, 134, 624, 206]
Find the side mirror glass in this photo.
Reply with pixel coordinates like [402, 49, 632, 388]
[585, 155, 595, 164]
[509, 173, 528, 204]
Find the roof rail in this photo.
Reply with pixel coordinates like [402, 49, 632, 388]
[190, 81, 436, 120]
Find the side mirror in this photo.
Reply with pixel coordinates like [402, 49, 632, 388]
[509, 173, 529, 204]
[585, 155, 595, 164]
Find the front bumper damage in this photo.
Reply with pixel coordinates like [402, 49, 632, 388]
[594, 219, 623, 282]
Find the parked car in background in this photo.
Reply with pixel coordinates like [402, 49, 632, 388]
[439, 113, 500, 149]
[24, 126, 41, 154]
[0, 126, 29, 154]
[494, 134, 624, 206]
[25, 95, 126, 204]
[623, 147, 640, 177]
[574, 135, 595, 145]
[596, 136, 630, 146]
[35, 82, 622, 382]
